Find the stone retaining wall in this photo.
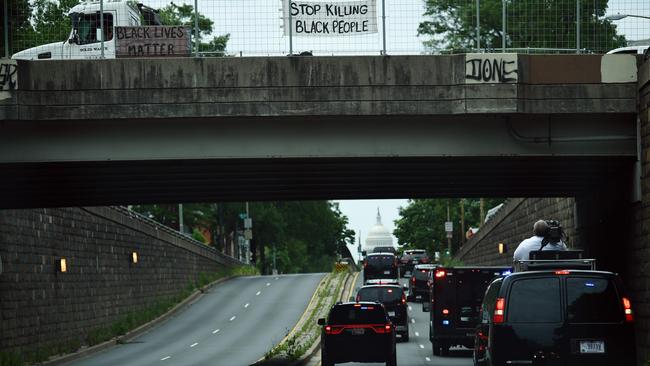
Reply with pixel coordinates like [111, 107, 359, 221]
[0, 206, 239, 355]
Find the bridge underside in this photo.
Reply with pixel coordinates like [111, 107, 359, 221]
[0, 155, 633, 208]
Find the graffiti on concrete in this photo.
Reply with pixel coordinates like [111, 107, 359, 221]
[465, 54, 518, 83]
[1, 60, 17, 90]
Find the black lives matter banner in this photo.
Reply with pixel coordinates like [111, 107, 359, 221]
[283, 0, 377, 36]
[115, 26, 190, 58]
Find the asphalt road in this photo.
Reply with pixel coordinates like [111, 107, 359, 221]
[325, 273, 473, 366]
[69, 273, 325, 366]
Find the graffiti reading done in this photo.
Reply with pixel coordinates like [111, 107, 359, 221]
[283, 0, 377, 36]
[0, 60, 17, 91]
[115, 26, 190, 58]
[465, 54, 518, 83]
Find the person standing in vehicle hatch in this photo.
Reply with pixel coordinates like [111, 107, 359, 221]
[513, 219, 567, 263]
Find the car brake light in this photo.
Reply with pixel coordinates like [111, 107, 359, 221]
[421, 270, 427, 273]
[555, 270, 570, 275]
[411, 276, 416, 284]
[371, 324, 392, 334]
[325, 325, 344, 335]
[401, 294, 406, 304]
[623, 297, 633, 322]
[435, 269, 446, 278]
[493, 297, 505, 324]
[442, 308, 449, 315]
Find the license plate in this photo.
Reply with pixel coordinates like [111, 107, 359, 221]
[350, 328, 365, 335]
[580, 340, 605, 354]
[388, 311, 396, 317]
[384, 270, 391, 274]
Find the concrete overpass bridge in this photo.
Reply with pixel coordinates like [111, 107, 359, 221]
[0, 53, 640, 207]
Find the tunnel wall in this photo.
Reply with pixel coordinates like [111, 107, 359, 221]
[0, 206, 240, 356]
[456, 197, 578, 266]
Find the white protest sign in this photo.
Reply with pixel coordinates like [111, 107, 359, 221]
[283, 0, 378, 36]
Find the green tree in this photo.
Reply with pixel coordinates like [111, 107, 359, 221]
[418, 0, 626, 53]
[393, 198, 504, 256]
[158, 2, 230, 55]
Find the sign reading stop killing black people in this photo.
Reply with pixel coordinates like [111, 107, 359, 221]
[283, 0, 378, 36]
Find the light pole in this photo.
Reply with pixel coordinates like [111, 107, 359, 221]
[605, 14, 650, 21]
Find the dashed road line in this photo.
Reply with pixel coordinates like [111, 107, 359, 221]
[426, 357, 432, 362]
[212, 329, 220, 334]
[411, 318, 416, 324]
[408, 306, 413, 311]
[229, 316, 236, 321]
[190, 342, 198, 348]
[256, 291, 261, 296]
[160, 356, 171, 361]
[266, 283, 271, 286]
[419, 344, 425, 349]
[415, 331, 420, 337]
[244, 303, 250, 308]
[275, 277, 279, 280]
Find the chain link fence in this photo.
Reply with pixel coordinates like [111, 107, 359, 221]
[1, 0, 648, 59]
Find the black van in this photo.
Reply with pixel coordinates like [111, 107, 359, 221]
[424, 266, 511, 356]
[473, 270, 635, 366]
[363, 253, 398, 283]
[356, 284, 410, 341]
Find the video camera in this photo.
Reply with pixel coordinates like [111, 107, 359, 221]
[541, 219, 564, 247]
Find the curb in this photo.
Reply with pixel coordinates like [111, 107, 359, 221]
[41, 275, 240, 366]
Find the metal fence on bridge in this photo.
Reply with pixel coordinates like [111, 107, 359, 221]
[1, 0, 648, 59]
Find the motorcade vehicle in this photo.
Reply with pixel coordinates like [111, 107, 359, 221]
[363, 253, 399, 283]
[356, 284, 410, 341]
[400, 249, 431, 275]
[606, 45, 649, 55]
[373, 246, 397, 254]
[424, 266, 511, 356]
[318, 302, 397, 366]
[365, 278, 400, 286]
[12, 0, 164, 60]
[474, 251, 635, 366]
[408, 264, 437, 302]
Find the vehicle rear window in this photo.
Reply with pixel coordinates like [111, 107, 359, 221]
[357, 287, 403, 304]
[566, 277, 623, 323]
[328, 305, 387, 324]
[367, 255, 394, 267]
[507, 278, 561, 323]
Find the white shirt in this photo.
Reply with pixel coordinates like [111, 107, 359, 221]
[513, 235, 567, 263]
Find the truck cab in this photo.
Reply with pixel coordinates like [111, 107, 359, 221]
[12, 0, 161, 60]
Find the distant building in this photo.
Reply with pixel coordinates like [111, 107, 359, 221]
[364, 208, 395, 252]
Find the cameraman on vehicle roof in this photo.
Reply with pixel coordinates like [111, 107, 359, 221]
[513, 219, 567, 263]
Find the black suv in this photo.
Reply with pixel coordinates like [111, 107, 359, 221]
[319, 302, 397, 366]
[409, 264, 437, 302]
[424, 266, 511, 356]
[356, 284, 410, 341]
[474, 269, 635, 366]
[400, 249, 431, 275]
[364, 253, 398, 283]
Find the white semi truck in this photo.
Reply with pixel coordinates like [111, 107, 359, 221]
[12, 0, 162, 60]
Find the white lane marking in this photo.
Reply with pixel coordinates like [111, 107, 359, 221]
[266, 283, 271, 286]
[256, 291, 261, 296]
[161, 356, 171, 361]
[275, 277, 279, 280]
[419, 344, 425, 349]
[415, 331, 420, 337]
[409, 306, 413, 311]
[212, 329, 220, 334]
[244, 303, 250, 308]
[190, 342, 198, 348]
[411, 318, 416, 324]
[426, 357, 431, 362]
[229, 316, 236, 321]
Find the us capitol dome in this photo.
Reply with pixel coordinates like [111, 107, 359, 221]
[364, 209, 395, 251]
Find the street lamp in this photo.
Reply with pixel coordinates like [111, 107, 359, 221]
[606, 13, 650, 21]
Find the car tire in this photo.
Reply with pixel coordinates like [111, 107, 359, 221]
[432, 340, 441, 356]
[402, 324, 409, 342]
[321, 351, 334, 366]
[386, 348, 397, 366]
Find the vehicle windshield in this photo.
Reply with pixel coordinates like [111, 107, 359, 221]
[328, 305, 387, 324]
[566, 277, 623, 323]
[70, 12, 113, 44]
[357, 287, 403, 304]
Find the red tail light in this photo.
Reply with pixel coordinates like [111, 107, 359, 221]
[372, 324, 392, 333]
[411, 276, 416, 284]
[401, 294, 406, 304]
[364, 261, 368, 268]
[435, 269, 446, 278]
[421, 258, 430, 263]
[324, 325, 344, 335]
[555, 270, 570, 275]
[442, 308, 449, 315]
[493, 297, 505, 324]
[623, 297, 633, 322]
